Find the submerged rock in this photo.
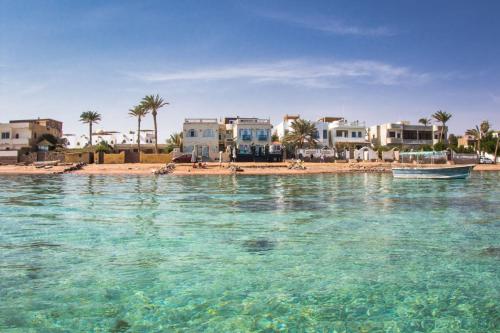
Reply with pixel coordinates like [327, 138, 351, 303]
[111, 319, 130, 333]
[480, 246, 500, 257]
[243, 238, 275, 254]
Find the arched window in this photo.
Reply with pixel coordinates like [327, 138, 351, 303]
[15, 133, 19, 139]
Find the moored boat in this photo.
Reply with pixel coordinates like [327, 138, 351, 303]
[392, 164, 474, 179]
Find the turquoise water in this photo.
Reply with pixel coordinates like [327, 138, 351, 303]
[0, 173, 499, 332]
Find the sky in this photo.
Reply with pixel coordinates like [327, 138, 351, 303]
[1, 0, 499, 141]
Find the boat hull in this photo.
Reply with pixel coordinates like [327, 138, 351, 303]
[392, 165, 474, 179]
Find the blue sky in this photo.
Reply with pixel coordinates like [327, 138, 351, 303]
[1, 0, 499, 140]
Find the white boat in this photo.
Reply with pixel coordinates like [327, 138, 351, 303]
[392, 164, 474, 179]
[393, 151, 474, 179]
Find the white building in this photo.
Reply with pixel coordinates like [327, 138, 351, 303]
[368, 121, 447, 148]
[328, 119, 369, 148]
[182, 118, 221, 161]
[225, 117, 272, 156]
[62, 129, 155, 149]
[274, 115, 368, 149]
[0, 118, 63, 151]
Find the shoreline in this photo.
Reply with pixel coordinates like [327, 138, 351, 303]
[0, 162, 499, 176]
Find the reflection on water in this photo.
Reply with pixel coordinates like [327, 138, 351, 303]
[0, 172, 499, 332]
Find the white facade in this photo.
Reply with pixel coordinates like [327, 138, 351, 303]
[228, 117, 272, 155]
[182, 118, 221, 160]
[368, 121, 447, 147]
[328, 120, 368, 147]
[274, 115, 368, 149]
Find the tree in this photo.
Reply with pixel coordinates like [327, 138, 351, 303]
[466, 121, 491, 156]
[432, 110, 452, 142]
[141, 94, 169, 153]
[94, 141, 112, 153]
[166, 132, 182, 152]
[418, 118, 431, 127]
[283, 119, 318, 149]
[448, 134, 458, 148]
[79, 111, 101, 148]
[128, 105, 149, 152]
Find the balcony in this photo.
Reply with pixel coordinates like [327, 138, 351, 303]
[333, 137, 366, 143]
[386, 137, 403, 144]
[241, 134, 252, 141]
[257, 135, 268, 141]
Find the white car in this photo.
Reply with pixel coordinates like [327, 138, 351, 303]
[479, 157, 494, 164]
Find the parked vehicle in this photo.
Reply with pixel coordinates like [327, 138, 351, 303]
[479, 157, 494, 164]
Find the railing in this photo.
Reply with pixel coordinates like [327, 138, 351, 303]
[333, 120, 366, 127]
[241, 134, 252, 141]
[235, 118, 270, 124]
[184, 118, 218, 123]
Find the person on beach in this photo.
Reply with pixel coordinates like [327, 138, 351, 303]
[219, 151, 223, 168]
[320, 153, 325, 163]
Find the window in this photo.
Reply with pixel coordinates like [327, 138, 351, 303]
[15, 133, 19, 139]
[351, 132, 356, 138]
[388, 131, 396, 138]
[256, 129, 268, 141]
[240, 129, 252, 141]
[34, 133, 37, 139]
[336, 130, 347, 137]
[203, 129, 214, 137]
[358, 132, 363, 138]
[323, 130, 328, 139]
[313, 131, 320, 139]
[1, 132, 9, 139]
[187, 129, 197, 138]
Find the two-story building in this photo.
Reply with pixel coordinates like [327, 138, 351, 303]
[182, 118, 221, 160]
[0, 118, 63, 151]
[226, 117, 272, 156]
[328, 119, 369, 149]
[368, 121, 447, 148]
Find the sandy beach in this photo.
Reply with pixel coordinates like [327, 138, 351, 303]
[0, 162, 499, 176]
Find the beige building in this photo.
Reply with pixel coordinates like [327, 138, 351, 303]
[368, 121, 446, 148]
[182, 118, 222, 160]
[0, 118, 63, 151]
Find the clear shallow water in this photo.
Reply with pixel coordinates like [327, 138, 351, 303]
[0, 173, 499, 333]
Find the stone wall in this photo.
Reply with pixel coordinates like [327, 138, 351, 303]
[103, 152, 125, 164]
[65, 152, 94, 164]
[140, 152, 172, 164]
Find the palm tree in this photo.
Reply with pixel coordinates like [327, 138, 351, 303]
[128, 105, 149, 152]
[79, 111, 101, 148]
[465, 121, 490, 156]
[166, 132, 183, 151]
[141, 94, 169, 153]
[465, 127, 480, 153]
[418, 118, 431, 127]
[432, 110, 452, 142]
[284, 119, 318, 149]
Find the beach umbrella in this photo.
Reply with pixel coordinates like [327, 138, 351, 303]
[191, 146, 197, 163]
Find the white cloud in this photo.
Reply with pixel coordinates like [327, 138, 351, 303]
[127, 59, 432, 88]
[258, 12, 396, 37]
